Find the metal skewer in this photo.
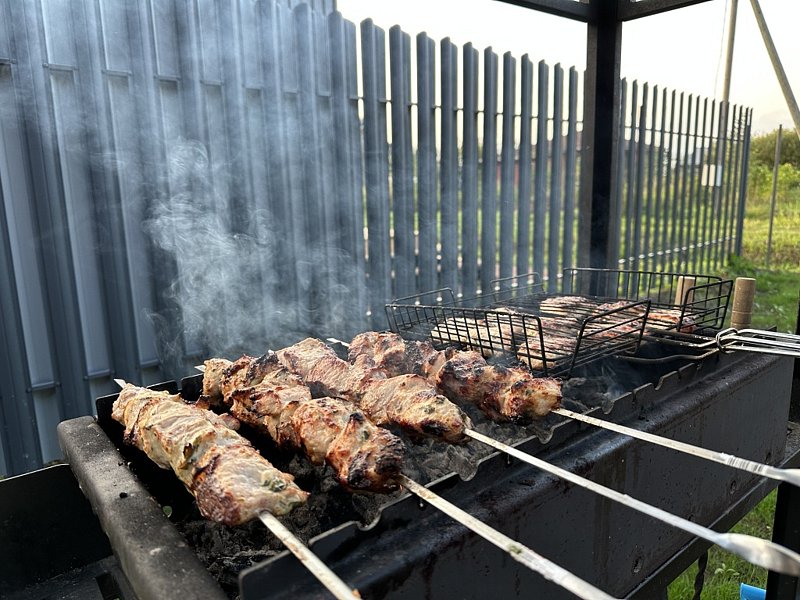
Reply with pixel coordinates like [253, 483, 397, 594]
[552, 407, 800, 488]
[466, 428, 800, 577]
[113, 378, 360, 600]
[193, 368, 617, 599]
[398, 474, 619, 600]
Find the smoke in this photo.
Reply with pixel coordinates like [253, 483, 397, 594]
[144, 138, 365, 370]
[146, 139, 289, 364]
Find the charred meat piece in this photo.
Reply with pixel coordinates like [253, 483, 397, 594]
[360, 374, 470, 443]
[348, 332, 562, 422]
[202, 353, 282, 407]
[436, 351, 562, 420]
[112, 383, 308, 526]
[276, 338, 471, 443]
[292, 398, 405, 492]
[226, 369, 405, 493]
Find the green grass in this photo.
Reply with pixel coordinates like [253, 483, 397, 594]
[668, 491, 778, 599]
[666, 163, 798, 599]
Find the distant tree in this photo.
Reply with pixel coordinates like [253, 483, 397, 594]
[749, 128, 800, 168]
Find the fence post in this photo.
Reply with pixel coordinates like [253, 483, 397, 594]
[766, 124, 783, 268]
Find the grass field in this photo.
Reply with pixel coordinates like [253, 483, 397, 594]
[666, 160, 799, 599]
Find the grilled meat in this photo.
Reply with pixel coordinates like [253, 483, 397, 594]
[202, 353, 282, 407]
[225, 367, 405, 493]
[645, 308, 696, 332]
[112, 383, 308, 526]
[349, 331, 562, 421]
[276, 338, 471, 443]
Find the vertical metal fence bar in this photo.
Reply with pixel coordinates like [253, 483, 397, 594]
[712, 102, 729, 270]
[660, 89, 676, 270]
[691, 98, 709, 273]
[313, 7, 343, 333]
[624, 80, 638, 270]
[361, 19, 391, 327]
[499, 52, 516, 284]
[632, 82, 647, 274]
[389, 26, 414, 298]
[79, 1, 141, 391]
[727, 105, 743, 259]
[548, 64, 564, 291]
[643, 85, 657, 273]
[296, 4, 333, 330]
[668, 92, 685, 271]
[735, 108, 752, 256]
[417, 33, 437, 293]
[684, 94, 700, 271]
[613, 78, 628, 266]
[653, 87, 667, 269]
[516, 55, 533, 277]
[259, 1, 302, 342]
[126, 0, 181, 380]
[15, 1, 95, 420]
[676, 94, 692, 271]
[724, 105, 739, 264]
[461, 43, 479, 298]
[440, 38, 459, 293]
[700, 100, 718, 271]
[328, 12, 367, 335]
[562, 67, 578, 290]
[0, 160, 42, 473]
[480, 47, 498, 295]
[533, 60, 548, 281]
[279, 3, 315, 336]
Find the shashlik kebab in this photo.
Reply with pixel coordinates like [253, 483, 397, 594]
[332, 333, 800, 576]
[201, 354, 405, 493]
[271, 338, 473, 443]
[112, 380, 359, 600]
[345, 332, 800, 488]
[194, 338, 800, 580]
[112, 382, 308, 526]
[346, 331, 562, 421]
[195, 364, 619, 600]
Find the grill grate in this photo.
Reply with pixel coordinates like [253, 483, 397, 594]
[385, 277, 650, 377]
[562, 268, 733, 331]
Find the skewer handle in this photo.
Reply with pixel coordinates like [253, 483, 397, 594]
[259, 513, 359, 600]
[397, 475, 618, 600]
[731, 277, 756, 329]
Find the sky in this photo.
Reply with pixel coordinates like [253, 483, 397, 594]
[336, 0, 799, 134]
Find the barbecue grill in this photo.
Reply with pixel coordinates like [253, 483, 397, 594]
[2, 335, 794, 599]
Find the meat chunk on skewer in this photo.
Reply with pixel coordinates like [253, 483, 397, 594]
[112, 383, 308, 526]
[202, 353, 282, 407]
[276, 338, 471, 443]
[436, 350, 561, 420]
[225, 367, 405, 493]
[349, 331, 562, 422]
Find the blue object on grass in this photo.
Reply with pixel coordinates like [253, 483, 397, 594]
[740, 582, 766, 600]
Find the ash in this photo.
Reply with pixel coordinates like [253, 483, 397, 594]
[173, 373, 620, 598]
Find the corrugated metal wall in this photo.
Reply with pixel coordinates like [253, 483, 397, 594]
[0, 0, 750, 476]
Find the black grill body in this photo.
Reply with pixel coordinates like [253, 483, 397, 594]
[36, 350, 796, 599]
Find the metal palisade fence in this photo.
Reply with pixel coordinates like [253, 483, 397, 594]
[0, 0, 750, 475]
